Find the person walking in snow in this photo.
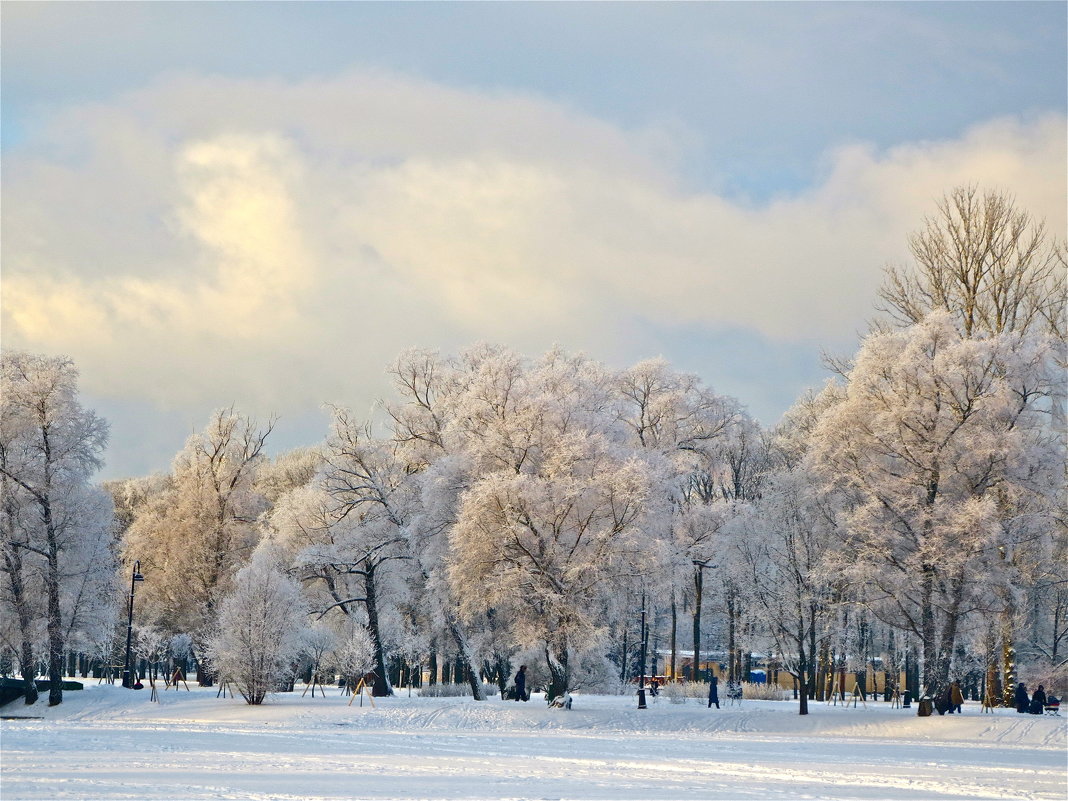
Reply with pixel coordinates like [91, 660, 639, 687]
[1029, 685, 1047, 715]
[1014, 682, 1029, 713]
[708, 675, 720, 709]
[514, 665, 527, 702]
[950, 681, 964, 714]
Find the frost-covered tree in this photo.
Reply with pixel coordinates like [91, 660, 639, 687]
[447, 349, 667, 700]
[807, 313, 1064, 697]
[123, 408, 271, 680]
[59, 487, 118, 664]
[1, 465, 45, 704]
[0, 352, 113, 705]
[265, 419, 417, 698]
[329, 615, 375, 689]
[388, 346, 538, 701]
[734, 470, 839, 715]
[315, 415, 419, 696]
[208, 549, 307, 705]
[873, 186, 1067, 698]
[254, 446, 324, 506]
[299, 624, 336, 692]
[615, 358, 753, 683]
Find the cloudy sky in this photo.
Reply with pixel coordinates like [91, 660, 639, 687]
[2, 2, 1065, 479]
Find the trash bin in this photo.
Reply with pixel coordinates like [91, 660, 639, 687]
[902, 691, 912, 708]
[917, 698, 933, 717]
[637, 688, 647, 709]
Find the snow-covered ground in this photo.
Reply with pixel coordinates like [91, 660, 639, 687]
[1, 682, 1065, 800]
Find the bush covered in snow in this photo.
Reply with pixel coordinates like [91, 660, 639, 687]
[662, 682, 709, 704]
[743, 682, 790, 701]
[419, 682, 499, 698]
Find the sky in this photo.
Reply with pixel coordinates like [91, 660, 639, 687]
[2, 1, 1065, 480]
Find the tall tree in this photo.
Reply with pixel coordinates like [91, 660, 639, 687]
[734, 471, 838, 715]
[123, 408, 272, 680]
[447, 349, 667, 700]
[614, 358, 750, 686]
[807, 314, 1064, 697]
[876, 186, 1066, 700]
[0, 352, 111, 705]
[1, 460, 43, 704]
[287, 417, 416, 697]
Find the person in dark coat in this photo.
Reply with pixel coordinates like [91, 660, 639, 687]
[514, 665, 527, 702]
[1014, 682, 1029, 713]
[1029, 685, 1047, 715]
[708, 675, 720, 709]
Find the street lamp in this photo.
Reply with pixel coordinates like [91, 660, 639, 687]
[121, 560, 144, 689]
[637, 599, 648, 709]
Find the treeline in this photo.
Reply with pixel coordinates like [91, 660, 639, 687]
[2, 186, 1064, 711]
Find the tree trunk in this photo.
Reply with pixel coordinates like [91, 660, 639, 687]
[20, 640, 38, 705]
[983, 626, 1000, 706]
[363, 562, 394, 697]
[796, 609, 809, 715]
[815, 638, 830, 702]
[726, 590, 737, 683]
[693, 567, 704, 682]
[934, 573, 966, 693]
[920, 562, 937, 697]
[4, 545, 38, 705]
[808, 604, 818, 699]
[445, 616, 486, 700]
[669, 600, 677, 681]
[42, 498, 65, 706]
[1001, 614, 1016, 708]
[545, 643, 569, 701]
[494, 655, 510, 696]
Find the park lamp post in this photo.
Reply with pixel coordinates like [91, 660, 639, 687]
[121, 560, 144, 689]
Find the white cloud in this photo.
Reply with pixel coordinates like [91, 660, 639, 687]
[2, 72, 1064, 429]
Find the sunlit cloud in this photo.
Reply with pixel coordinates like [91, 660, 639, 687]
[2, 72, 1064, 471]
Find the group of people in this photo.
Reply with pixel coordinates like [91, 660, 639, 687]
[510, 668, 1057, 715]
[1014, 682, 1055, 715]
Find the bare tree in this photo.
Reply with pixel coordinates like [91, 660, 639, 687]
[878, 184, 1065, 339]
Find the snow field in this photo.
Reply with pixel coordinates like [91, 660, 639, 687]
[1, 683, 1065, 801]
